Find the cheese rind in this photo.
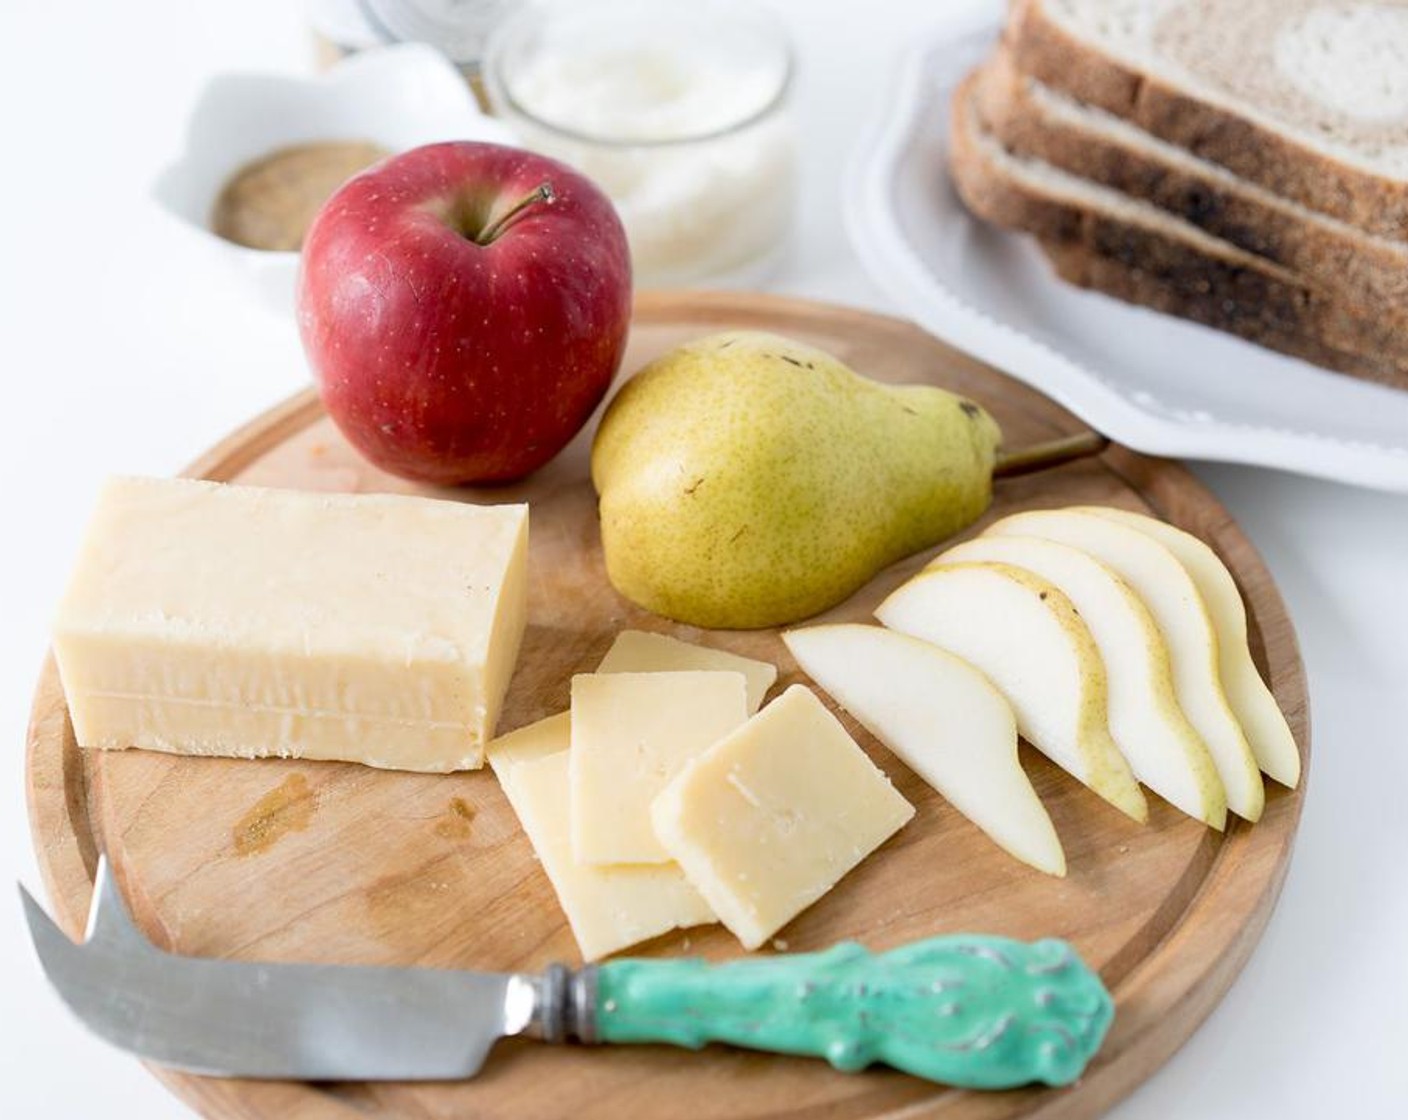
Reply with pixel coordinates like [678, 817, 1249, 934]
[570, 671, 749, 864]
[53, 476, 529, 772]
[596, 631, 777, 713]
[487, 715, 715, 960]
[652, 685, 915, 950]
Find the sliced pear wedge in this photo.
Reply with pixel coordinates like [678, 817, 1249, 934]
[1080, 507, 1300, 789]
[877, 562, 1147, 823]
[935, 536, 1227, 829]
[783, 623, 1065, 876]
[986, 510, 1264, 822]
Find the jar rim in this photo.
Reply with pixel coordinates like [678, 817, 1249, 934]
[483, 0, 795, 149]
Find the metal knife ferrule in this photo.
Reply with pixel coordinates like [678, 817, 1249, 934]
[523, 963, 598, 1045]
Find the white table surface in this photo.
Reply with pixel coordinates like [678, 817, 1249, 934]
[2, 2, 1405, 1117]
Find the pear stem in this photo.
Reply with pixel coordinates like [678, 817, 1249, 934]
[993, 430, 1109, 479]
[476, 181, 556, 245]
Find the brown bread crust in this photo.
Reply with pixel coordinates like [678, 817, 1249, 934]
[947, 72, 1408, 387]
[975, 50, 1408, 311]
[1037, 238, 1407, 389]
[1005, 0, 1408, 240]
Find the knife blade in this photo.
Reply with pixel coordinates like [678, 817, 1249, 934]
[22, 857, 1112, 1088]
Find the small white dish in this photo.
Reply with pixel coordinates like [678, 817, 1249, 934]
[152, 44, 515, 315]
[845, 0, 1408, 493]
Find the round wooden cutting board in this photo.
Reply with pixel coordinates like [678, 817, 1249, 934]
[26, 292, 1308, 1120]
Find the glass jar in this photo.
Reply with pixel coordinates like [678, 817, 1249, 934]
[484, 0, 797, 288]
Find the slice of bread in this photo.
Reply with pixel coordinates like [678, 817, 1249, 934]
[1006, 0, 1408, 238]
[976, 50, 1408, 310]
[948, 72, 1408, 386]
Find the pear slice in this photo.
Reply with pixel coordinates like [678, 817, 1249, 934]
[783, 623, 1065, 876]
[1079, 507, 1300, 789]
[986, 510, 1265, 822]
[936, 537, 1226, 828]
[877, 562, 1147, 823]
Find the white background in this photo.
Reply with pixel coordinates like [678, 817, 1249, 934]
[1, 1, 1405, 1116]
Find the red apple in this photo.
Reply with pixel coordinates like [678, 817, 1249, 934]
[298, 141, 632, 484]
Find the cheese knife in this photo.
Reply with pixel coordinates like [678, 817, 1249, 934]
[21, 857, 1112, 1089]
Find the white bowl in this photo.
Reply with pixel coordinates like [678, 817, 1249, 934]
[152, 44, 516, 315]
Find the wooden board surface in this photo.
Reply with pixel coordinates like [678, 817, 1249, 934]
[26, 291, 1309, 1120]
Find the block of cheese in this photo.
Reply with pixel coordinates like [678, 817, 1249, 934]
[52, 476, 529, 772]
[570, 671, 750, 865]
[487, 715, 715, 960]
[652, 685, 915, 950]
[596, 630, 777, 713]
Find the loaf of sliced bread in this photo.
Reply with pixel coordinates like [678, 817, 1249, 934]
[1005, 0, 1408, 238]
[948, 74, 1408, 386]
[975, 49, 1408, 310]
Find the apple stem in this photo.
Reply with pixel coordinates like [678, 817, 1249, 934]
[477, 181, 556, 245]
[993, 430, 1109, 479]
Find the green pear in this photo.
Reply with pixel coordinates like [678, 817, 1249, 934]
[591, 331, 1002, 629]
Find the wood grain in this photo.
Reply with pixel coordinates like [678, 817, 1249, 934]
[25, 291, 1309, 1120]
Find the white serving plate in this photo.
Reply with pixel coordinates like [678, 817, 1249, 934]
[152, 44, 515, 316]
[845, 0, 1408, 492]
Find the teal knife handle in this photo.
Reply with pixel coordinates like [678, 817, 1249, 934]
[593, 935, 1112, 1089]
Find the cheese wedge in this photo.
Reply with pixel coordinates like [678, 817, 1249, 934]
[570, 671, 750, 864]
[487, 715, 715, 960]
[53, 476, 528, 772]
[652, 685, 914, 950]
[596, 630, 777, 713]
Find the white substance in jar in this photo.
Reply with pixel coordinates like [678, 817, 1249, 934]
[487, 1, 796, 286]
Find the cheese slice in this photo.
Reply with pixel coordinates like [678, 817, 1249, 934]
[596, 631, 777, 713]
[487, 715, 715, 960]
[489, 711, 573, 772]
[570, 671, 750, 865]
[652, 685, 914, 950]
[52, 476, 528, 772]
